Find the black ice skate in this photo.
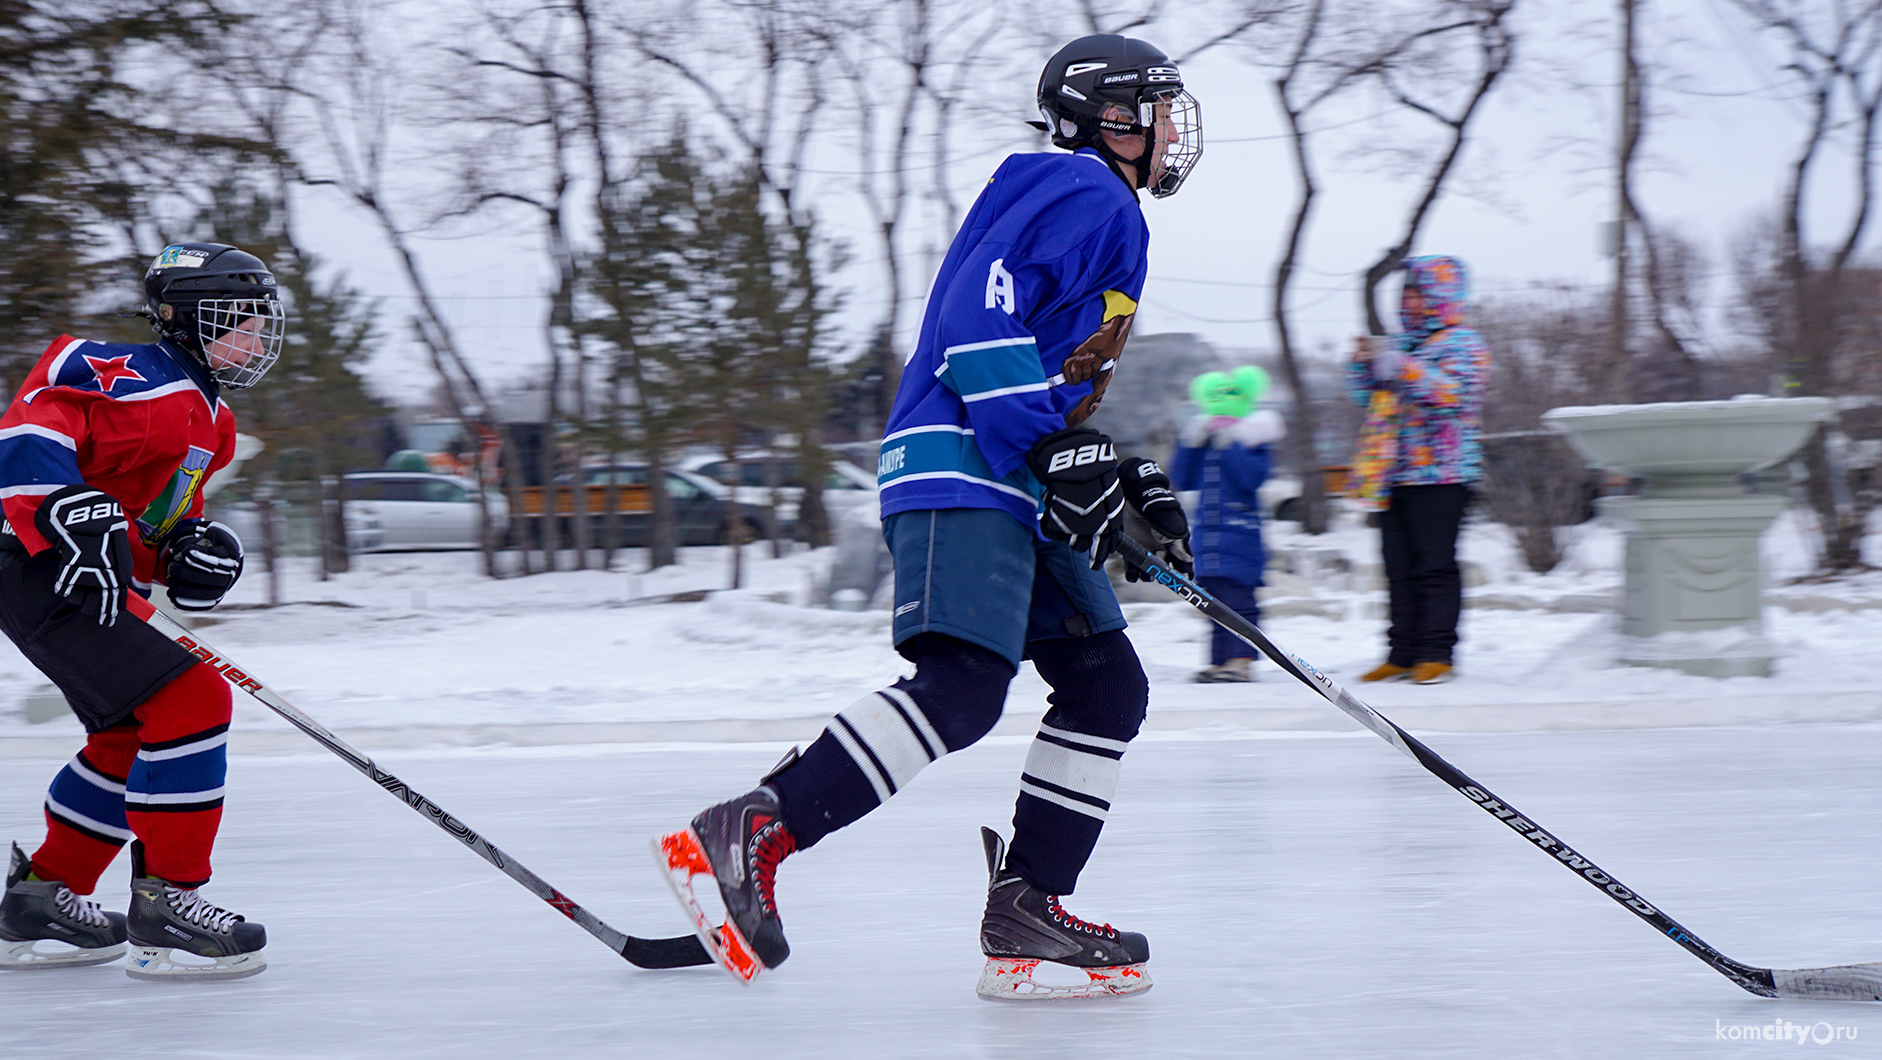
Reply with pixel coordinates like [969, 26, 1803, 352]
[652, 786, 796, 983]
[0, 842, 127, 970]
[975, 827, 1150, 1001]
[125, 845, 266, 981]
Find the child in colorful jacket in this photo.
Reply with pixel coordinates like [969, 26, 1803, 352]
[1171, 366, 1284, 682]
[1346, 255, 1489, 685]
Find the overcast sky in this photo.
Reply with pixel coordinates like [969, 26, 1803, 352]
[288, 0, 1870, 407]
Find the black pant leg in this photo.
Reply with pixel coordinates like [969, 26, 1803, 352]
[1377, 497, 1418, 668]
[1397, 484, 1469, 664]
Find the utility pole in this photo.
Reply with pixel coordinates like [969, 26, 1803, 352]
[1609, 0, 1641, 403]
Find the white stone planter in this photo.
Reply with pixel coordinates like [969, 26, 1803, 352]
[1542, 397, 1832, 678]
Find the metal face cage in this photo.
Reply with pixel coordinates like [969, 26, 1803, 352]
[194, 297, 285, 389]
[1144, 88, 1202, 199]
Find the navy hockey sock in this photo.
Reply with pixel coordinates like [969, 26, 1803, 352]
[771, 635, 1016, 847]
[1006, 630, 1147, 895]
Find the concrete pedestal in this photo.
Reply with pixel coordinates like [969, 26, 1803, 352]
[1545, 397, 1832, 680]
[1598, 493, 1785, 678]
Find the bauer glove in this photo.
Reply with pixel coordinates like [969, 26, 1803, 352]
[1118, 457, 1194, 581]
[1028, 426, 1123, 570]
[159, 518, 244, 611]
[35, 485, 133, 627]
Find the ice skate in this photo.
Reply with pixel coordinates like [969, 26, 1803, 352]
[0, 842, 127, 970]
[975, 827, 1150, 1001]
[652, 785, 796, 983]
[125, 852, 266, 982]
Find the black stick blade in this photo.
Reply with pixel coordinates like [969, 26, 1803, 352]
[621, 933, 713, 969]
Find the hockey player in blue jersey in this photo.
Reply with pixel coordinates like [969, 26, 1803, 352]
[654, 35, 1201, 1000]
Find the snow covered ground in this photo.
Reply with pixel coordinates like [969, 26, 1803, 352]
[5, 506, 1879, 754]
[2, 511, 1881, 1057]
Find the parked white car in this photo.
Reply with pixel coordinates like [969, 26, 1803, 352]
[343, 472, 509, 551]
[678, 451, 878, 531]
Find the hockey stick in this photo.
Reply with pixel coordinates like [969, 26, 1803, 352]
[142, 608, 711, 970]
[1114, 534, 1882, 1001]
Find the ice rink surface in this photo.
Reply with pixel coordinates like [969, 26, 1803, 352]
[4, 724, 1880, 1059]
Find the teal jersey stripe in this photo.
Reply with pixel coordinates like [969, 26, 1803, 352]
[878, 427, 1041, 503]
[938, 338, 1045, 402]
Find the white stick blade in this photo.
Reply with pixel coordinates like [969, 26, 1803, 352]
[1772, 963, 1882, 1001]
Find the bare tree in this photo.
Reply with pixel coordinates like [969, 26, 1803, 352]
[300, 0, 528, 577]
[1357, 1, 1518, 334]
[1724, 0, 1882, 572]
[632, 0, 844, 548]
[444, 0, 602, 572]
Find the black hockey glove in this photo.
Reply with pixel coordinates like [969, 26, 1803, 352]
[35, 485, 133, 627]
[158, 519, 244, 612]
[1118, 457, 1194, 581]
[1028, 426, 1123, 570]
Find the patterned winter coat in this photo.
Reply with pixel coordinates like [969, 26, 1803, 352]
[1346, 255, 1488, 505]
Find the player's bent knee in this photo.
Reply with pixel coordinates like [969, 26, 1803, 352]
[132, 660, 233, 743]
[1031, 630, 1149, 740]
[897, 634, 1018, 752]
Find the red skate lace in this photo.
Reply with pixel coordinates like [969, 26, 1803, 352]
[751, 821, 796, 917]
[1046, 895, 1117, 939]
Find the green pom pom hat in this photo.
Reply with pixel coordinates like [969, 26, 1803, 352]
[1189, 365, 1270, 418]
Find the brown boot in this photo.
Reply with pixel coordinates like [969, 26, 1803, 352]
[1360, 662, 1411, 683]
[1410, 662, 1454, 685]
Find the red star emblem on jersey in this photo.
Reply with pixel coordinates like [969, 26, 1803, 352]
[83, 354, 147, 392]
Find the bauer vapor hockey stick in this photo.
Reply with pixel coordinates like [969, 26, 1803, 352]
[143, 609, 711, 970]
[1114, 534, 1882, 1001]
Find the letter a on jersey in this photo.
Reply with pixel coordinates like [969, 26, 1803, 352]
[985, 258, 1016, 315]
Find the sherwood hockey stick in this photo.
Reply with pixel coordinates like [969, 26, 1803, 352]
[1113, 534, 1882, 1001]
[142, 609, 712, 970]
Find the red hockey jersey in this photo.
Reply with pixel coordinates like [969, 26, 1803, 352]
[0, 336, 237, 590]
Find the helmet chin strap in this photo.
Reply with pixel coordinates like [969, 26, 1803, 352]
[1087, 136, 1147, 195]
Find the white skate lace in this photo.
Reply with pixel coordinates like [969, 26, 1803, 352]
[165, 886, 240, 933]
[53, 886, 110, 929]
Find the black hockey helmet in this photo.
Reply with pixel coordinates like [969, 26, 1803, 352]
[142, 242, 285, 389]
[1032, 34, 1202, 198]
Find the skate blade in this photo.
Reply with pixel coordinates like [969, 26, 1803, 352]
[0, 938, 126, 969]
[650, 830, 765, 984]
[124, 945, 266, 982]
[975, 957, 1152, 1001]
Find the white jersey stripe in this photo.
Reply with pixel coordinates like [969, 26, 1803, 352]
[881, 423, 976, 444]
[880, 471, 1036, 502]
[0, 424, 78, 450]
[960, 381, 1052, 402]
[942, 336, 1039, 357]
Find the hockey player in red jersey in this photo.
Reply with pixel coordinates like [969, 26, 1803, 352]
[0, 243, 281, 980]
[654, 36, 1201, 1000]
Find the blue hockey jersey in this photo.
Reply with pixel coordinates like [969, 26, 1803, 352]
[877, 148, 1149, 529]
